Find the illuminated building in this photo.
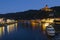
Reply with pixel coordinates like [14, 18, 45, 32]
[41, 5, 53, 12]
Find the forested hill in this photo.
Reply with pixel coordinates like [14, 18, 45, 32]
[0, 6, 60, 20]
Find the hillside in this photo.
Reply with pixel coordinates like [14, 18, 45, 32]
[0, 6, 60, 20]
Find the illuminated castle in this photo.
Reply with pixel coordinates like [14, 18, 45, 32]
[41, 5, 53, 12]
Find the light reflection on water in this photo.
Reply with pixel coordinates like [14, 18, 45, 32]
[0, 23, 17, 37]
[0, 22, 40, 37]
[0, 27, 5, 37]
[0, 21, 48, 40]
[7, 23, 17, 34]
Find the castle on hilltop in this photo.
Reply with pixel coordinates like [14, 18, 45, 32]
[41, 5, 53, 12]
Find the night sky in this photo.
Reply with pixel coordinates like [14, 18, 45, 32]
[0, 0, 60, 14]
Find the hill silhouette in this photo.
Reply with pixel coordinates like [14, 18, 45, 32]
[0, 6, 60, 20]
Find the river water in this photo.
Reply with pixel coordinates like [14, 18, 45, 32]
[0, 22, 53, 40]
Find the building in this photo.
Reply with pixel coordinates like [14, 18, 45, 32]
[41, 5, 55, 18]
[41, 5, 53, 12]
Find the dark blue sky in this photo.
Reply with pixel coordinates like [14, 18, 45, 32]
[0, 0, 60, 14]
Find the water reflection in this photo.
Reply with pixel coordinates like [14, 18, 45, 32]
[0, 21, 49, 40]
[0, 23, 17, 37]
[7, 23, 17, 33]
[0, 26, 5, 37]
